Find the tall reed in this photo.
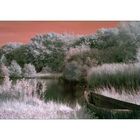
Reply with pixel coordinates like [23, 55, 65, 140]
[88, 63, 140, 91]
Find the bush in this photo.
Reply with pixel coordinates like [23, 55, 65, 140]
[0, 64, 9, 77]
[41, 66, 52, 73]
[8, 60, 22, 78]
[63, 61, 82, 82]
[0, 55, 8, 65]
[22, 64, 36, 77]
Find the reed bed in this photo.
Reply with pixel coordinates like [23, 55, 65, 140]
[88, 63, 140, 91]
[96, 87, 140, 105]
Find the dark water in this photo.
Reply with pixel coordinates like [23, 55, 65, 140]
[43, 79, 86, 106]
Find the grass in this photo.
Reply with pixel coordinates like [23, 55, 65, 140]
[96, 87, 140, 105]
[88, 63, 140, 91]
[0, 99, 91, 119]
[0, 77, 38, 101]
[0, 77, 92, 119]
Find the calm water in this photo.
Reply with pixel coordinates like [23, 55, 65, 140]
[44, 79, 86, 106]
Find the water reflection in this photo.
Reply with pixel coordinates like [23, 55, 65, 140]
[43, 79, 85, 106]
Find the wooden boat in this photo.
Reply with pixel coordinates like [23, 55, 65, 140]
[84, 91, 140, 119]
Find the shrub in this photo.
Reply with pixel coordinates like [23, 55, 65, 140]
[0, 64, 9, 77]
[22, 64, 36, 77]
[8, 60, 22, 78]
[0, 55, 8, 65]
[63, 61, 82, 82]
[65, 45, 90, 61]
[41, 66, 52, 73]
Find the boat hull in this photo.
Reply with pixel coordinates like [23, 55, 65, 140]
[84, 91, 140, 119]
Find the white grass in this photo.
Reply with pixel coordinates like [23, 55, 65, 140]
[0, 77, 38, 99]
[0, 77, 90, 119]
[88, 63, 140, 76]
[87, 63, 140, 79]
[0, 77, 48, 99]
[0, 99, 90, 119]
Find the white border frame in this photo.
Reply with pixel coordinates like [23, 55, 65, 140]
[0, 0, 140, 140]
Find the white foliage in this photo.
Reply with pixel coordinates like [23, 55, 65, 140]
[23, 64, 36, 77]
[9, 60, 22, 77]
[2, 43, 23, 54]
[0, 100, 90, 119]
[0, 64, 9, 77]
[63, 61, 82, 81]
[66, 44, 90, 60]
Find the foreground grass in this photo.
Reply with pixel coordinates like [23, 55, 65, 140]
[0, 77, 92, 119]
[0, 98, 91, 119]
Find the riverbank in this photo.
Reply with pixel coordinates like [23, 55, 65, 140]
[0, 73, 62, 79]
[25, 73, 62, 79]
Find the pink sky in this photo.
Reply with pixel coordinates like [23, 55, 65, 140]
[0, 21, 118, 46]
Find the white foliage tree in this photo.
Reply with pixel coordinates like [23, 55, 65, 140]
[0, 64, 9, 77]
[0, 55, 7, 65]
[9, 60, 22, 77]
[23, 64, 36, 77]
